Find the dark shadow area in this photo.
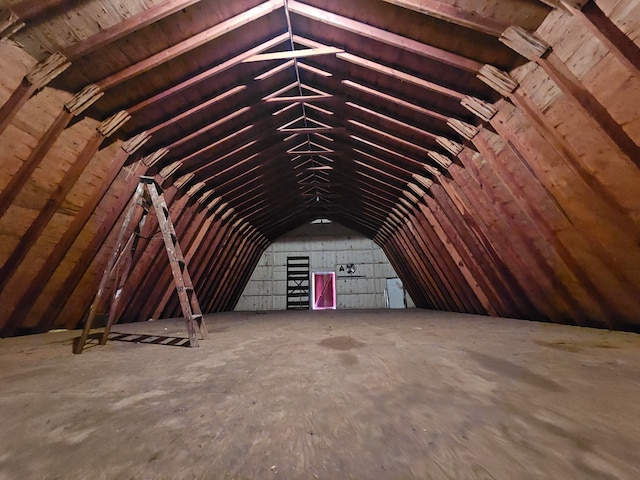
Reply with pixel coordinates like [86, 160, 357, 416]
[71, 332, 104, 352]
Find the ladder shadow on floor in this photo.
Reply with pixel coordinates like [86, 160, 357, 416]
[108, 332, 193, 347]
[71, 331, 193, 351]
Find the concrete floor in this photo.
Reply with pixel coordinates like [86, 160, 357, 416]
[1, 309, 639, 480]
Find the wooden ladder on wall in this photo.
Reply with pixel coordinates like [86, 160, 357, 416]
[74, 176, 208, 354]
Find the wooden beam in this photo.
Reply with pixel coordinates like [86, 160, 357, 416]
[165, 109, 253, 151]
[243, 46, 343, 62]
[297, 61, 333, 77]
[5, 0, 72, 21]
[294, 34, 467, 100]
[342, 80, 449, 122]
[287, 0, 483, 72]
[97, 0, 282, 89]
[497, 27, 640, 165]
[569, 1, 640, 74]
[0, 52, 71, 137]
[8, 132, 150, 334]
[286, 150, 335, 155]
[265, 94, 334, 103]
[277, 126, 341, 134]
[379, 0, 507, 37]
[254, 60, 295, 80]
[348, 134, 426, 169]
[349, 119, 432, 155]
[63, 0, 206, 59]
[346, 102, 440, 140]
[128, 32, 289, 114]
[148, 85, 246, 135]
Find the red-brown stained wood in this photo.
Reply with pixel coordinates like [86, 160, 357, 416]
[0, 0, 639, 334]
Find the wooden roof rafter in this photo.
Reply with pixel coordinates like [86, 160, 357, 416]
[287, 0, 483, 72]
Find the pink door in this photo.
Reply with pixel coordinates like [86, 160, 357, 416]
[312, 272, 336, 310]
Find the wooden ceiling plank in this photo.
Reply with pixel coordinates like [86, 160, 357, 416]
[379, 0, 507, 37]
[287, 0, 482, 72]
[567, 1, 640, 73]
[98, 0, 283, 90]
[127, 32, 290, 114]
[3, 0, 70, 23]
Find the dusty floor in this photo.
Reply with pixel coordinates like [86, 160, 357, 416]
[1, 309, 639, 480]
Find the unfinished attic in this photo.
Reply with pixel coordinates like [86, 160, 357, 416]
[1, 0, 640, 477]
[0, 0, 639, 335]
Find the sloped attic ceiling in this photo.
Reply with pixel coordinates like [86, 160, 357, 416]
[0, 0, 639, 335]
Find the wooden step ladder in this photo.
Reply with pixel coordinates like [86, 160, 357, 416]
[74, 176, 208, 354]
